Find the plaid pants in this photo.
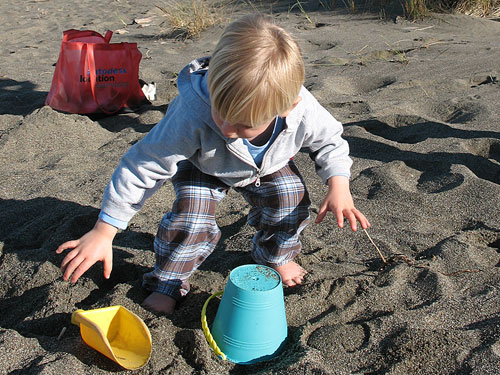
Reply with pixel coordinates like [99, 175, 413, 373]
[142, 160, 311, 299]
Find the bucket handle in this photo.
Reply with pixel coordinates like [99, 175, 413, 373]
[201, 291, 226, 361]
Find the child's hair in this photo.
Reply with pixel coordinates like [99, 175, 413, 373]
[207, 14, 305, 128]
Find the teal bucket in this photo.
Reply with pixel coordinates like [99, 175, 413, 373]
[202, 265, 287, 364]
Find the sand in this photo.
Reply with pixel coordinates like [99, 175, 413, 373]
[0, 0, 499, 374]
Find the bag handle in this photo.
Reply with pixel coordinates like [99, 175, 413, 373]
[87, 42, 134, 114]
[201, 291, 226, 361]
[63, 29, 112, 43]
[104, 30, 113, 43]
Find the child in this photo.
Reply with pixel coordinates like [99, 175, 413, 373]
[56, 14, 370, 314]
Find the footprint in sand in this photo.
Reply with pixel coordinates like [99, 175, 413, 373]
[371, 257, 448, 311]
[317, 75, 397, 96]
[405, 160, 465, 194]
[358, 114, 453, 144]
[428, 97, 487, 124]
[308, 40, 339, 50]
[355, 160, 465, 196]
[355, 75, 397, 94]
[419, 227, 500, 272]
[295, 21, 332, 31]
[377, 327, 469, 374]
[308, 323, 367, 354]
[489, 238, 500, 267]
[465, 139, 500, 164]
[326, 100, 371, 120]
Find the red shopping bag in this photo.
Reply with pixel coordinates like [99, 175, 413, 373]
[46, 29, 147, 114]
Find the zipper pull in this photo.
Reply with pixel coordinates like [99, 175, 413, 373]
[254, 176, 261, 187]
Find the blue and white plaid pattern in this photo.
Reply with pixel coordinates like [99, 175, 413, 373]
[143, 160, 311, 299]
[235, 161, 311, 266]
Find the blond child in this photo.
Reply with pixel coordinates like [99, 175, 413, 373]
[57, 14, 370, 314]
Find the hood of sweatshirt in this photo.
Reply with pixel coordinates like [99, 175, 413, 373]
[176, 57, 303, 138]
[176, 57, 224, 136]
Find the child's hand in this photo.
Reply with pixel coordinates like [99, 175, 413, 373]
[315, 176, 370, 231]
[56, 219, 117, 283]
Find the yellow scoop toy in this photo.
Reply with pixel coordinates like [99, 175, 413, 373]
[71, 306, 152, 370]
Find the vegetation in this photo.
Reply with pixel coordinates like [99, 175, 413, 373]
[400, 0, 500, 19]
[315, 0, 500, 20]
[156, 0, 226, 39]
[454, 0, 500, 17]
[156, 0, 500, 40]
[293, 0, 500, 20]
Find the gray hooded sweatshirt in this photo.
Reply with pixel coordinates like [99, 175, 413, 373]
[100, 58, 352, 226]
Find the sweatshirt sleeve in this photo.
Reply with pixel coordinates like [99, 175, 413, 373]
[298, 89, 353, 184]
[100, 97, 201, 223]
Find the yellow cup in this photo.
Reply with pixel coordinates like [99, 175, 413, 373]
[71, 306, 152, 370]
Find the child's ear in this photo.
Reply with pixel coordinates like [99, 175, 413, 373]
[280, 96, 302, 117]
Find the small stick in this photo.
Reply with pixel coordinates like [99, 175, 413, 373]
[419, 83, 431, 98]
[57, 327, 67, 341]
[415, 25, 435, 31]
[363, 229, 387, 264]
[356, 45, 369, 54]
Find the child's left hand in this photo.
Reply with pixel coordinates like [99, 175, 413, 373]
[315, 175, 370, 231]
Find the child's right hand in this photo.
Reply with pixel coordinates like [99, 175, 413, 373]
[56, 219, 117, 283]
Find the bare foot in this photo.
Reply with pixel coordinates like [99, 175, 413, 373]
[142, 292, 177, 314]
[273, 261, 307, 287]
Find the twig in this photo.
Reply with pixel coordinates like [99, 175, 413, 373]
[415, 25, 435, 31]
[363, 229, 387, 264]
[356, 45, 369, 54]
[390, 254, 482, 277]
[419, 83, 431, 98]
[422, 41, 448, 48]
[57, 326, 67, 341]
[438, 269, 481, 277]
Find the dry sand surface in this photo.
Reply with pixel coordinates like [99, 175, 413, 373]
[1, 0, 500, 374]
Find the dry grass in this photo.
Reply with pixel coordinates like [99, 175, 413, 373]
[288, 0, 315, 22]
[455, 0, 500, 17]
[155, 0, 499, 39]
[299, 0, 500, 20]
[400, 0, 500, 19]
[401, 0, 430, 19]
[156, 0, 226, 39]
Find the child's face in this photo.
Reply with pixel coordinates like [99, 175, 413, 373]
[211, 108, 273, 140]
